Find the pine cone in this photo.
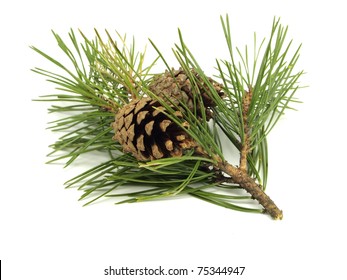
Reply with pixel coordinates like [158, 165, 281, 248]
[113, 97, 197, 161]
[148, 68, 224, 119]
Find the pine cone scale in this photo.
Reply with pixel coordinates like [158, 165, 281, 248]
[134, 98, 148, 114]
[116, 116, 124, 130]
[151, 144, 163, 159]
[124, 114, 133, 129]
[145, 121, 154, 136]
[124, 104, 135, 115]
[165, 139, 173, 151]
[136, 134, 145, 151]
[160, 119, 171, 132]
[124, 139, 137, 154]
[127, 124, 135, 141]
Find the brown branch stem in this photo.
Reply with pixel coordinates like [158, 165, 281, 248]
[215, 157, 283, 220]
[240, 89, 252, 172]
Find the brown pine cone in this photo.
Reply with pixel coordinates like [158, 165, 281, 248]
[148, 68, 224, 119]
[113, 97, 197, 161]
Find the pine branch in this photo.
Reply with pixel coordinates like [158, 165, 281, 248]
[32, 15, 304, 219]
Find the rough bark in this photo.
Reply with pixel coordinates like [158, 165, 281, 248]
[216, 158, 283, 220]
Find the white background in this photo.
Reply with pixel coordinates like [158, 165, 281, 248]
[1, 0, 346, 279]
